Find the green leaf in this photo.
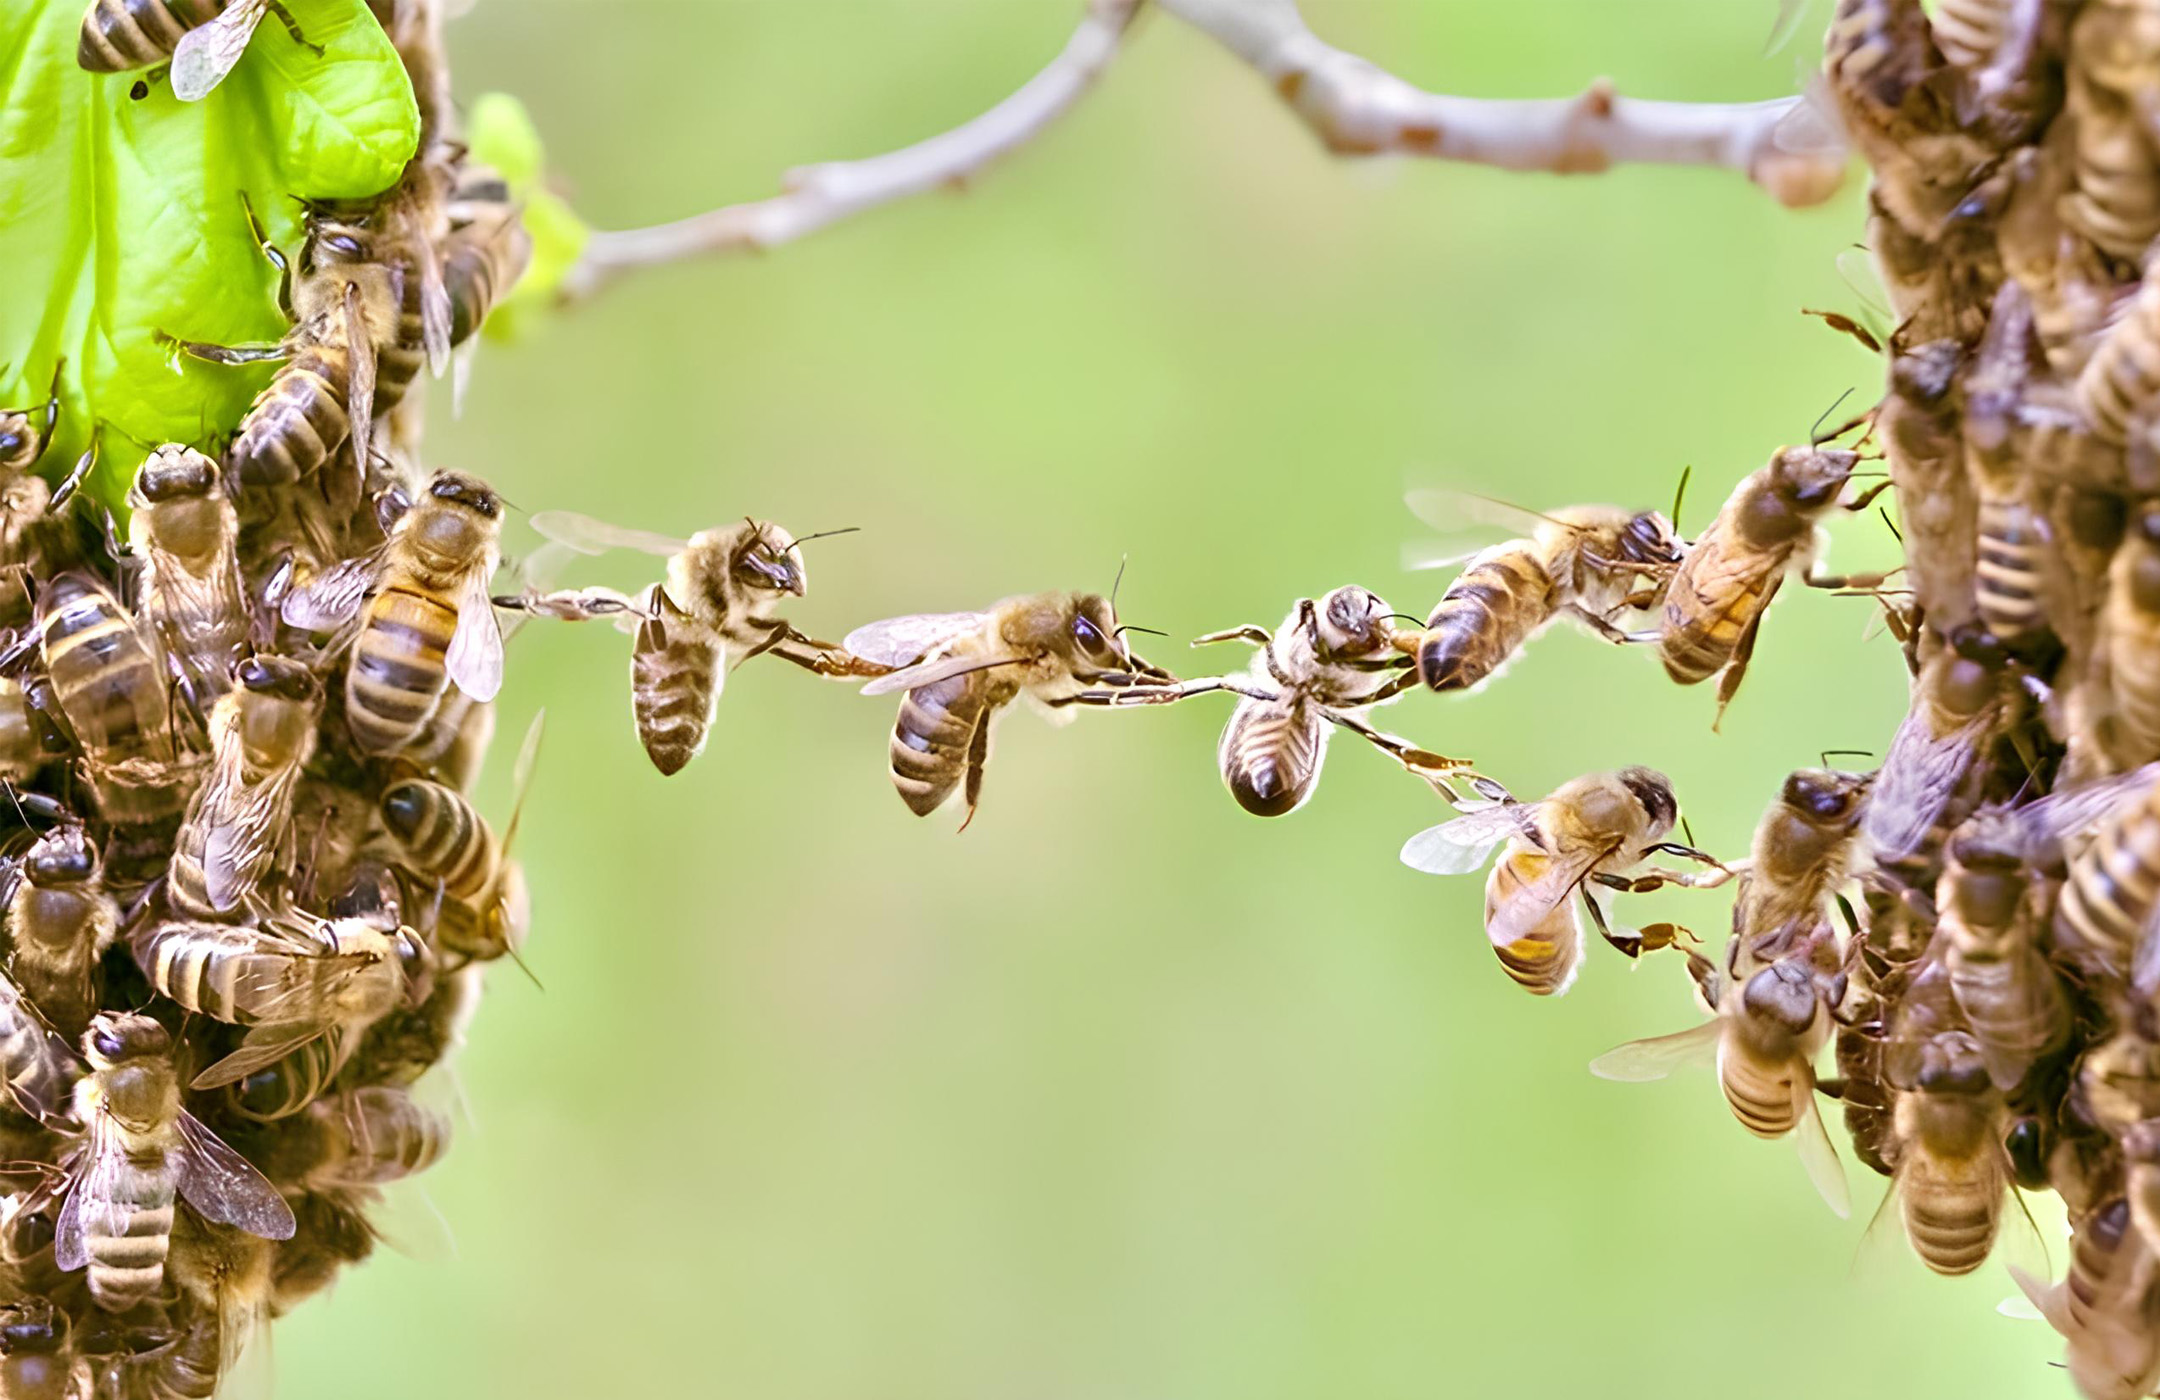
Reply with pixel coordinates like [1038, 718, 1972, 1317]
[464, 90, 588, 338]
[0, 0, 420, 513]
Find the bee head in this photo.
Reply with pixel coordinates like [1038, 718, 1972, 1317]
[1316, 586, 1389, 655]
[135, 444, 220, 503]
[1065, 594, 1124, 668]
[428, 471, 501, 519]
[23, 824, 96, 887]
[0, 413, 32, 465]
[1615, 766, 1678, 836]
[1915, 1030, 1990, 1096]
[83, 1011, 168, 1068]
[732, 522, 806, 598]
[302, 213, 375, 272]
[1768, 445, 1858, 512]
[234, 654, 321, 706]
[0, 1297, 62, 1354]
[1739, 960, 1819, 1035]
[1619, 510, 1681, 566]
[1779, 768, 1869, 827]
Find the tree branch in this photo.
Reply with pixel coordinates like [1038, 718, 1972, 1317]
[1163, 0, 1846, 207]
[560, 0, 1142, 300]
[561, 0, 1846, 300]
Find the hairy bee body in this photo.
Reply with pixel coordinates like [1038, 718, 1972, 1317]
[168, 657, 322, 917]
[2078, 275, 2160, 448]
[36, 573, 184, 824]
[0, 1298, 78, 1400]
[1938, 834, 2068, 1091]
[1882, 341, 1979, 626]
[130, 446, 246, 706]
[2055, 776, 2160, 977]
[379, 779, 496, 902]
[75, 0, 223, 71]
[1730, 770, 1870, 963]
[1217, 696, 1325, 819]
[6, 827, 117, 1043]
[1893, 1032, 2009, 1275]
[630, 583, 723, 778]
[229, 340, 364, 490]
[889, 668, 1003, 817]
[1720, 954, 1836, 1138]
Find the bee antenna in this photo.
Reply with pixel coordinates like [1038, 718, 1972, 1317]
[1109, 553, 1131, 613]
[1680, 816, 1697, 851]
[1877, 506, 1902, 544]
[1811, 388, 1858, 445]
[1379, 613, 1424, 628]
[1114, 624, 1168, 639]
[1670, 464, 1691, 533]
[785, 526, 861, 553]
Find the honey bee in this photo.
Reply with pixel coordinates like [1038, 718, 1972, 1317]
[2015, 1198, 2160, 1400]
[54, 1013, 293, 1311]
[1400, 768, 1717, 996]
[1935, 814, 2068, 1089]
[36, 572, 190, 824]
[281, 471, 505, 756]
[1401, 492, 1679, 693]
[128, 444, 246, 708]
[380, 711, 541, 968]
[846, 592, 1173, 826]
[160, 195, 388, 496]
[0, 677, 67, 785]
[1728, 768, 1872, 960]
[0, 968, 75, 1126]
[133, 913, 424, 1091]
[4, 825, 117, 1043]
[1073, 587, 1464, 816]
[165, 0, 324, 99]
[1880, 338, 1979, 629]
[443, 168, 533, 351]
[1886, 1025, 2014, 1275]
[1862, 625, 2012, 867]
[1591, 926, 1851, 1216]
[167, 655, 322, 917]
[2053, 768, 2160, 984]
[1824, 0, 2002, 238]
[298, 1085, 449, 1189]
[1964, 282, 2065, 648]
[507, 513, 863, 776]
[2079, 274, 2160, 449]
[305, 161, 454, 405]
[2062, 0, 2160, 261]
[0, 362, 60, 477]
[1655, 444, 1883, 725]
[0, 1297, 78, 1400]
[1837, 870, 1938, 1178]
[222, 1029, 346, 1124]
[160, 1211, 273, 1399]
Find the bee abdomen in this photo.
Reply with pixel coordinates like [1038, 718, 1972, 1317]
[889, 675, 980, 817]
[1216, 698, 1323, 817]
[227, 1034, 343, 1123]
[1484, 859, 1580, 996]
[1417, 554, 1550, 691]
[38, 576, 166, 767]
[2065, 115, 2160, 265]
[445, 221, 532, 346]
[76, 0, 222, 72]
[1948, 953, 2067, 1083]
[1720, 1058, 1801, 1138]
[145, 1314, 222, 1400]
[2077, 277, 2160, 445]
[1901, 1175, 2003, 1275]
[2059, 810, 2160, 969]
[1974, 497, 2051, 640]
[346, 587, 456, 756]
[85, 1161, 177, 1310]
[230, 354, 351, 488]
[136, 922, 265, 1025]
[1929, 0, 2010, 70]
[380, 780, 494, 899]
[630, 609, 719, 778]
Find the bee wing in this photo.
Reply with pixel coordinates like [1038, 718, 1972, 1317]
[344, 282, 376, 475]
[1404, 488, 1552, 539]
[201, 762, 304, 914]
[190, 1021, 331, 1092]
[419, 246, 452, 377]
[527, 511, 687, 559]
[1793, 1090, 1851, 1219]
[858, 651, 1027, 698]
[1765, 0, 1809, 53]
[843, 612, 992, 669]
[1861, 709, 1987, 861]
[1398, 806, 1529, 875]
[0, 974, 78, 1126]
[496, 709, 545, 859]
[174, 1110, 296, 1240]
[2010, 763, 2160, 857]
[53, 1114, 120, 1273]
[169, 0, 270, 100]
[1486, 841, 1617, 952]
[1588, 1019, 1720, 1082]
[282, 548, 384, 637]
[445, 566, 505, 703]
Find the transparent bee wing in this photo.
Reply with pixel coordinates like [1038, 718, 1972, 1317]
[0, 973, 78, 1125]
[496, 710, 545, 860]
[1794, 1090, 1852, 1218]
[2004, 1268, 2063, 1328]
[1400, 540, 1489, 573]
[344, 283, 376, 476]
[170, 0, 270, 101]
[1404, 488, 1554, 539]
[198, 731, 300, 914]
[281, 547, 383, 632]
[2011, 764, 2160, 855]
[858, 651, 1028, 698]
[1588, 1019, 1720, 1082]
[174, 1110, 296, 1240]
[54, 1114, 130, 1273]
[1487, 842, 1614, 952]
[1398, 805, 1528, 875]
[1861, 710, 1988, 861]
[2134, 902, 2160, 1003]
[419, 250, 452, 378]
[445, 567, 505, 703]
[191, 1022, 331, 1091]
[842, 611, 991, 669]
[1764, 0, 1810, 55]
[527, 511, 687, 559]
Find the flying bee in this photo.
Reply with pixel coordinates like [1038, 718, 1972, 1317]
[2015, 1198, 2160, 1400]
[167, 655, 322, 917]
[1072, 587, 1464, 817]
[1653, 443, 1888, 726]
[1401, 491, 1679, 693]
[1936, 813, 2069, 1089]
[281, 470, 505, 755]
[1728, 768, 1872, 965]
[0, 361, 60, 477]
[128, 444, 246, 708]
[1591, 926, 1851, 1216]
[54, 1012, 294, 1312]
[133, 912, 424, 1091]
[505, 513, 862, 776]
[846, 591, 1174, 827]
[0, 1297, 78, 1400]
[159, 195, 390, 498]
[381, 711, 542, 970]
[4, 825, 117, 1043]
[1400, 767, 1721, 996]
[1862, 624, 2013, 868]
[36, 572, 192, 824]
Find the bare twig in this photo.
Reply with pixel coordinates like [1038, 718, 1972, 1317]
[561, 0, 1142, 299]
[562, 0, 1846, 300]
[1164, 0, 1846, 206]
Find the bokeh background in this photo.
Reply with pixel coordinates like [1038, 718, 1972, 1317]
[275, 2, 2058, 1397]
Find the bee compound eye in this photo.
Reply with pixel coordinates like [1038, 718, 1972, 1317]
[90, 1027, 125, 1060]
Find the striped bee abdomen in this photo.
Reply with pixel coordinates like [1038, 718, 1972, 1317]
[346, 586, 456, 756]
[1900, 1165, 2002, 1275]
[1975, 495, 2050, 641]
[380, 781, 495, 901]
[1483, 854, 1580, 996]
[630, 588, 720, 777]
[1416, 549, 1555, 691]
[1216, 696, 1324, 817]
[230, 350, 354, 488]
[1719, 1054, 1803, 1138]
[84, 1151, 178, 1311]
[77, 0, 224, 72]
[889, 673, 983, 817]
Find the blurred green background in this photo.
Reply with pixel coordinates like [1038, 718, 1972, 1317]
[276, 2, 2062, 1397]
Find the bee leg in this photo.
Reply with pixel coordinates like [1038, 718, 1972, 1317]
[1322, 709, 1468, 773]
[153, 333, 289, 369]
[1560, 604, 1636, 646]
[1578, 890, 1642, 958]
[1192, 625, 1271, 648]
[265, 0, 326, 56]
[956, 716, 991, 833]
[237, 194, 294, 320]
[1055, 678, 1240, 707]
[1840, 479, 1895, 512]
[1356, 667, 1424, 704]
[738, 622, 790, 665]
[1804, 565, 1903, 590]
